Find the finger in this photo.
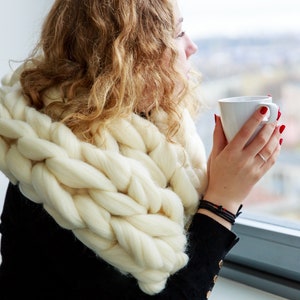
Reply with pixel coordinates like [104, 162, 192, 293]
[250, 122, 285, 161]
[211, 115, 227, 158]
[259, 142, 282, 171]
[230, 106, 272, 149]
[246, 121, 277, 156]
[254, 124, 285, 162]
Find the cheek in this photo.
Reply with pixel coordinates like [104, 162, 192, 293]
[177, 49, 186, 63]
[161, 45, 189, 76]
[175, 49, 189, 73]
[173, 40, 188, 70]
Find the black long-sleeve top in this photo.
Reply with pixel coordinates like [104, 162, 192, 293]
[0, 183, 238, 300]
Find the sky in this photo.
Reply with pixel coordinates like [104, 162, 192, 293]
[178, 0, 300, 38]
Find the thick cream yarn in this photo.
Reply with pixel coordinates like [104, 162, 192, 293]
[0, 72, 207, 295]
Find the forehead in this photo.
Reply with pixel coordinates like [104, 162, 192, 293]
[170, 0, 181, 21]
[172, 0, 182, 20]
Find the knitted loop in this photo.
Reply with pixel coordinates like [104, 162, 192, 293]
[0, 76, 207, 295]
[17, 136, 68, 161]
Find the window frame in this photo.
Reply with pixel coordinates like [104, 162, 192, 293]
[221, 213, 300, 299]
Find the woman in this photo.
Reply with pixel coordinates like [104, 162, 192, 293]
[0, 0, 284, 299]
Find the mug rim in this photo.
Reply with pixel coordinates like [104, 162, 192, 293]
[218, 95, 272, 103]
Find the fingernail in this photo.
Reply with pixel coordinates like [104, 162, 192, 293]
[214, 114, 217, 124]
[277, 110, 281, 121]
[279, 125, 286, 134]
[260, 106, 268, 115]
[279, 138, 283, 145]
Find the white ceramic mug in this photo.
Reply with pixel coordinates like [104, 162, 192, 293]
[218, 95, 279, 142]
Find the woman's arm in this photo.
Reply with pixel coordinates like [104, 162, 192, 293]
[152, 213, 238, 300]
[200, 107, 283, 229]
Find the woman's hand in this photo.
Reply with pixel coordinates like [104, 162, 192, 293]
[202, 106, 285, 221]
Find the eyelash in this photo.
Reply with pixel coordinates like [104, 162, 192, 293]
[176, 31, 185, 38]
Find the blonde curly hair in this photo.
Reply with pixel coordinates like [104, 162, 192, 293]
[20, 0, 201, 142]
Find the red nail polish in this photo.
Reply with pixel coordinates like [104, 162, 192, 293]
[279, 138, 283, 145]
[260, 106, 268, 115]
[279, 125, 286, 134]
[277, 110, 281, 121]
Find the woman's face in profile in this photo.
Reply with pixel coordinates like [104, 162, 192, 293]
[172, 0, 198, 79]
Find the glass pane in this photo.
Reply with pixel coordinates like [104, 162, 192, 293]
[179, 0, 300, 225]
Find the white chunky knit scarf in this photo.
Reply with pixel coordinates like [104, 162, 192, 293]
[0, 71, 207, 295]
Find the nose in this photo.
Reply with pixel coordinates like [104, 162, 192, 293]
[185, 35, 198, 58]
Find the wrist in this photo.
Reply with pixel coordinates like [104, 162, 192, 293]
[197, 195, 243, 228]
[202, 192, 242, 215]
[197, 209, 233, 230]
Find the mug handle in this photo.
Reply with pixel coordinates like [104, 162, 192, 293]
[258, 103, 279, 123]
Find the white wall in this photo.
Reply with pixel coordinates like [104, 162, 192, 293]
[0, 173, 8, 214]
[0, 0, 53, 213]
[0, 0, 53, 75]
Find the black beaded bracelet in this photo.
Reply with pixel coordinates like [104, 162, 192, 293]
[198, 199, 243, 225]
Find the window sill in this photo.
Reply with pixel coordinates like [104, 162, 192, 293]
[211, 277, 287, 300]
[223, 215, 300, 300]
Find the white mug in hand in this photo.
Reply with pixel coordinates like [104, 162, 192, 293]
[218, 95, 279, 143]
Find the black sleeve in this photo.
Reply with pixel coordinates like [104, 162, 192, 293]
[0, 183, 238, 300]
[154, 213, 238, 300]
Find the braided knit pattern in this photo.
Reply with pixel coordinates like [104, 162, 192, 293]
[0, 72, 207, 295]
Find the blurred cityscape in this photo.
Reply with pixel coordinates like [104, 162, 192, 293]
[192, 34, 300, 224]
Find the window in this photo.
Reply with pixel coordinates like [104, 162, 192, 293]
[179, 0, 300, 298]
[224, 214, 300, 299]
